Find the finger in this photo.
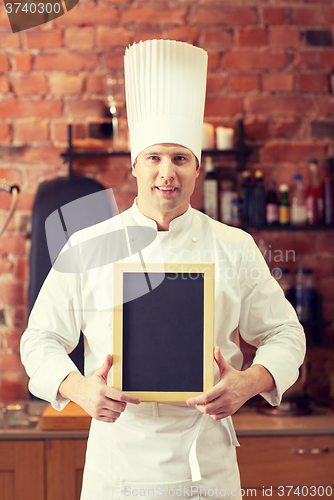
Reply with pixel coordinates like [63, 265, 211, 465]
[187, 382, 224, 406]
[95, 354, 113, 381]
[214, 347, 229, 378]
[106, 387, 141, 405]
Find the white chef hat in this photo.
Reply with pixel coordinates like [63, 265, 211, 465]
[124, 39, 208, 165]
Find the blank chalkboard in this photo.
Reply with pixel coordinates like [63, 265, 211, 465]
[112, 263, 214, 402]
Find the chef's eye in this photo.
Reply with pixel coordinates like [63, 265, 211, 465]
[147, 155, 160, 161]
[174, 155, 186, 162]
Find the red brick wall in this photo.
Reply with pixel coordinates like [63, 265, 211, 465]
[0, 0, 334, 401]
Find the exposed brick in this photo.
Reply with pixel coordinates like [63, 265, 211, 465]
[263, 7, 286, 25]
[244, 119, 270, 141]
[0, 100, 62, 119]
[14, 119, 49, 143]
[24, 30, 63, 49]
[0, 32, 20, 49]
[98, 167, 129, 189]
[320, 51, 334, 69]
[222, 51, 286, 70]
[49, 74, 84, 94]
[13, 53, 32, 72]
[0, 377, 29, 403]
[14, 258, 29, 280]
[114, 191, 137, 213]
[191, 7, 258, 26]
[35, 52, 98, 71]
[269, 28, 300, 47]
[122, 7, 187, 25]
[0, 54, 9, 72]
[298, 254, 334, 279]
[86, 74, 107, 94]
[263, 73, 294, 92]
[228, 74, 259, 92]
[202, 28, 233, 48]
[0, 237, 26, 256]
[316, 97, 334, 116]
[18, 146, 62, 165]
[291, 7, 333, 27]
[11, 74, 48, 96]
[0, 168, 21, 186]
[205, 96, 243, 116]
[293, 51, 325, 70]
[68, 99, 107, 119]
[54, 6, 119, 26]
[0, 123, 11, 143]
[317, 278, 334, 302]
[298, 74, 329, 93]
[246, 95, 312, 116]
[262, 141, 327, 163]
[104, 52, 126, 70]
[208, 50, 220, 70]
[237, 28, 267, 47]
[167, 27, 200, 45]
[97, 27, 132, 47]
[51, 121, 69, 143]
[133, 31, 163, 43]
[0, 258, 13, 275]
[206, 74, 226, 93]
[273, 119, 302, 138]
[64, 27, 95, 49]
[0, 75, 9, 93]
[314, 232, 334, 253]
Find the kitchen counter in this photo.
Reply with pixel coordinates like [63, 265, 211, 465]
[0, 402, 333, 440]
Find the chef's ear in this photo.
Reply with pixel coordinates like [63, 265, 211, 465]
[132, 158, 138, 178]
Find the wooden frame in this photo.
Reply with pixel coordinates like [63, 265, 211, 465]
[112, 262, 215, 402]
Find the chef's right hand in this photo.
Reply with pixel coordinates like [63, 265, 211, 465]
[59, 354, 141, 423]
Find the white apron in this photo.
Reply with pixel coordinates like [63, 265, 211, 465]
[80, 402, 241, 500]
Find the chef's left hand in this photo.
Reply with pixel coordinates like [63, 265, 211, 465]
[187, 346, 274, 420]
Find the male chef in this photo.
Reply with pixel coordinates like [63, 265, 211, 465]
[21, 40, 306, 500]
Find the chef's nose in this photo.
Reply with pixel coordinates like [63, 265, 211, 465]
[158, 157, 176, 180]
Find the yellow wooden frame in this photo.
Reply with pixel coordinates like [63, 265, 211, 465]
[112, 262, 215, 402]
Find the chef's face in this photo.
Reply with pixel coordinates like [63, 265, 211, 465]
[132, 143, 199, 226]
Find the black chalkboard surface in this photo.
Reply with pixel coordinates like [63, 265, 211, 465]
[112, 263, 214, 402]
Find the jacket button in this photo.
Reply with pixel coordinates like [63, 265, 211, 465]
[192, 236, 198, 243]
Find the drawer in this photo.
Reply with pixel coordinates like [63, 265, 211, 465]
[237, 435, 334, 488]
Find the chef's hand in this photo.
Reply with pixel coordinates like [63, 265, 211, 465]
[59, 354, 141, 423]
[187, 346, 274, 420]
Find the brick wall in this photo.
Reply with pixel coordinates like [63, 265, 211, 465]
[0, 0, 334, 401]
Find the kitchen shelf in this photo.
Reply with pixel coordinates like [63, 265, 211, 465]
[60, 120, 252, 176]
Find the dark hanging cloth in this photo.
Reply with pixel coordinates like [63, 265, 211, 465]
[28, 176, 115, 378]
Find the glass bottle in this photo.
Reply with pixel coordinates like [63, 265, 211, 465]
[290, 174, 307, 226]
[279, 184, 290, 226]
[203, 156, 219, 220]
[266, 180, 279, 226]
[324, 158, 334, 226]
[220, 180, 234, 224]
[295, 268, 315, 323]
[250, 170, 266, 227]
[239, 171, 252, 226]
[306, 159, 324, 225]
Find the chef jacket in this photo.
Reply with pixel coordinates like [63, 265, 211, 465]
[21, 201, 306, 500]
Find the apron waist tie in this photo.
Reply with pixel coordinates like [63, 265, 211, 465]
[188, 413, 210, 482]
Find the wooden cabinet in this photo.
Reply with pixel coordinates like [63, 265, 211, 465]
[237, 435, 334, 499]
[0, 439, 87, 500]
[0, 441, 44, 500]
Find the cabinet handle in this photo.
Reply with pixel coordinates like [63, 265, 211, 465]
[292, 447, 334, 455]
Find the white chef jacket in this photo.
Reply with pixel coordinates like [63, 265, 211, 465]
[21, 201, 306, 500]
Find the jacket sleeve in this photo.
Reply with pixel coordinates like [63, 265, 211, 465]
[20, 266, 82, 411]
[238, 234, 306, 406]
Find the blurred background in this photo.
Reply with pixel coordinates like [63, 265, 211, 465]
[0, 0, 334, 409]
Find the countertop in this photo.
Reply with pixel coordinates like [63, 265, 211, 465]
[0, 402, 333, 440]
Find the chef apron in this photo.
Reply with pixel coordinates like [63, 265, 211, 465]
[80, 402, 241, 500]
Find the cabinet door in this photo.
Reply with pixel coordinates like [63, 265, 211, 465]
[237, 435, 334, 489]
[46, 439, 87, 500]
[0, 440, 44, 500]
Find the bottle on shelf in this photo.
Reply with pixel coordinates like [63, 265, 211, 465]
[295, 268, 315, 323]
[306, 159, 324, 225]
[203, 156, 219, 220]
[220, 180, 234, 224]
[266, 180, 279, 226]
[249, 170, 266, 227]
[231, 193, 242, 227]
[239, 171, 252, 226]
[290, 174, 307, 226]
[323, 158, 334, 226]
[278, 184, 290, 226]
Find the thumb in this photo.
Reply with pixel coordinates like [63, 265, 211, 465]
[95, 354, 113, 382]
[214, 347, 229, 379]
